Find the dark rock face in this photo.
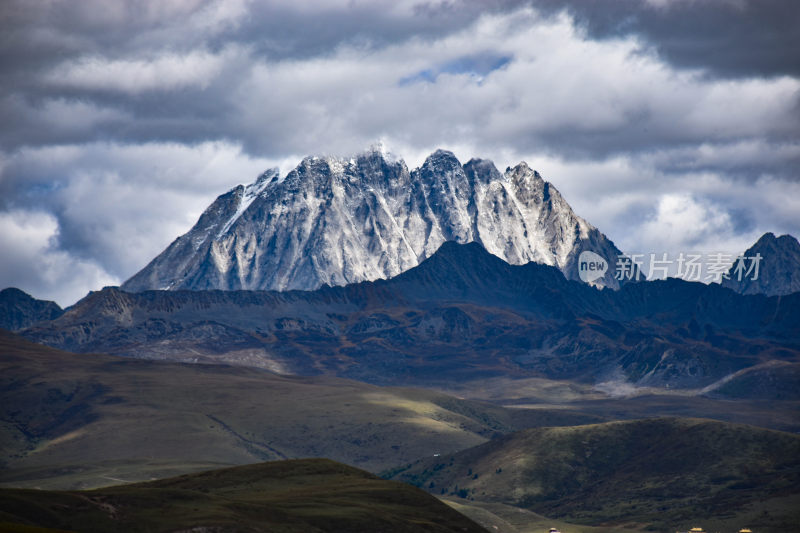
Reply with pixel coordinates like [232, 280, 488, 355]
[25, 243, 800, 392]
[122, 148, 631, 293]
[0, 287, 63, 331]
[722, 232, 800, 296]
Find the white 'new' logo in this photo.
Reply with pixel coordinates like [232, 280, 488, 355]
[578, 251, 608, 283]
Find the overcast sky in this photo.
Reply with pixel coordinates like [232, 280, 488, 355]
[1, 0, 798, 306]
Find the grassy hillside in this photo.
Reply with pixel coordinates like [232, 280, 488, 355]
[0, 329, 603, 490]
[440, 375, 800, 433]
[440, 498, 636, 533]
[0, 458, 486, 532]
[388, 418, 800, 532]
[4, 327, 797, 492]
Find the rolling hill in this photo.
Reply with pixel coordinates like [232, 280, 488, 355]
[387, 418, 800, 532]
[0, 328, 604, 490]
[0, 458, 486, 532]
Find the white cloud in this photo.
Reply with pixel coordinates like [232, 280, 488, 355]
[0, 209, 117, 306]
[0, 141, 283, 289]
[221, 7, 799, 161]
[47, 48, 237, 93]
[640, 193, 734, 249]
[646, 140, 800, 174]
[0, 94, 129, 145]
[643, 0, 746, 9]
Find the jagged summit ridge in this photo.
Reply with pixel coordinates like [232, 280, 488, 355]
[122, 147, 628, 292]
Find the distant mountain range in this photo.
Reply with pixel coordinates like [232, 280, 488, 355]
[122, 147, 633, 292]
[2, 145, 798, 396]
[18, 241, 800, 393]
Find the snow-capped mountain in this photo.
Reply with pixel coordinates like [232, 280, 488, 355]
[122, 147, 631, 292]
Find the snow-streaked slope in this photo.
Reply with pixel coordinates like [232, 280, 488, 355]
[217, 169, 279, 237]
[122, 148, 630, 292]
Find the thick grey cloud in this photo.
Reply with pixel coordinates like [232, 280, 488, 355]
[531, 0, 800, 79]
[0, 0, 798, 305]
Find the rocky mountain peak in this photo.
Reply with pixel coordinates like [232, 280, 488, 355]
[415, 150, 467, 191]
[506, 161, 546, 206]
[463, 158, 503, 185]
[506, 161, 540, 179]
[722, 232, 800, 296]
[755, 232, 799, 251]
[122, 147, 630, 293]
[253, 167, 280, 187]
[426, 148, 460, 164]
[0, 288, 63, 331]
